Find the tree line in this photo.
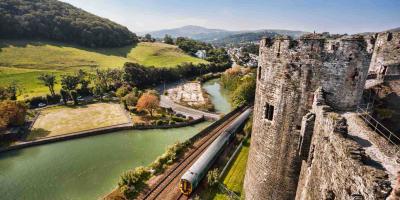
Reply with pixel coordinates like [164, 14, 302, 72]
[220, 66, 256, 107]
[0, 0, 138, 48]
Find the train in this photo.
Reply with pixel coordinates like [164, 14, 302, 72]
[179, 108, 252, 195]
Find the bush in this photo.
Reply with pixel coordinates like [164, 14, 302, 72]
[207, 168, 220, 187]
[0, 100, 27, 129]
[171, 116, 185, 122]
[46, 94, 61, 105]
[116, 85, 131, 98]
[231, 75, 256, 107]
[156, 120, 164, 126]
[118, 167, 151, 198]
[70, 90, 78, 105]
[25, 96, 47, 108]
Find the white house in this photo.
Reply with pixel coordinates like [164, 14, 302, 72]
[195, 50, 207, 59]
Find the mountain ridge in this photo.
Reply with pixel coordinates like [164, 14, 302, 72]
[146, 25, 307, 44]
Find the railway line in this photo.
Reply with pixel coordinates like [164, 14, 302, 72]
[139, 107, 248, 200]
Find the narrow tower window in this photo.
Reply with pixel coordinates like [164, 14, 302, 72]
[258, 67, 262, 80]
[264, 102, 274, 121]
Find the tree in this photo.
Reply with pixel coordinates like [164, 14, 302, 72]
[0, 0, 138, 48]
[38, 74, 57, 96]
[144, 34, 153, 42]
[136, 92, 159, 117]
[70, 90, 78, 105]
[231, 75, 256, 107]
[75, 70, 91, 96]
[0, 82, 22, 100]
[164, 34, 174, 45]
[116, 85, 131, 98]
[60, 74, 80, 91]
[60, 89, 69, 105]
[0, 100, 27, 130]
[123, 93, 139, 107]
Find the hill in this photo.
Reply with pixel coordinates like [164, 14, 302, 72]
[147, 25, 307, 44]
[0, 0, 137, 48]
[388, 27, 400, 32]
[147, 25, 235, 41]
[0, 40, 208, 98]
[211, 30, 307, 45]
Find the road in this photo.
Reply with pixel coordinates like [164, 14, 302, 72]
[160, 95, 220, 120]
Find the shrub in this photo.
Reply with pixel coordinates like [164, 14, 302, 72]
[25, 96, 47, 108]
[70, 90, 78, 105]
[207, 168, 220, 187]
[156, 120, 163, 126]
[116, 85, 131, 98]
[46, 94, 61, 105]
[171, 116, 185, 122]
[118, 167, 151, 198]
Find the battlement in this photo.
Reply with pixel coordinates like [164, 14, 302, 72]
[260, 33, 368, 58]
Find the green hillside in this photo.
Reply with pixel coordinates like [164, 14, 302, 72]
[0, 40, 208, 98]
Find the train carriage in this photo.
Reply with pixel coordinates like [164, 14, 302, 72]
[179, 108, 252, 196]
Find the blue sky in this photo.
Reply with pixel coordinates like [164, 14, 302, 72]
[62, 0, 400, 34]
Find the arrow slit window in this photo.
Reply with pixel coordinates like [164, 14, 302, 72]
[264, 102, 274, 121]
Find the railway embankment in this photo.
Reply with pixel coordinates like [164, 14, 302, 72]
[104, 106, 246, 200]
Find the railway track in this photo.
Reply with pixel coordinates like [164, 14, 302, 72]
[140, 107, 247, 200]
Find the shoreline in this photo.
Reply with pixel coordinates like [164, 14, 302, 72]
[0, 118, 206, 153]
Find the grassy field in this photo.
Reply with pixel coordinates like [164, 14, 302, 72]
[200, 139, 250, 200]
[0, 40, 207, 98]
[29, 103, 130, 139]
[128, 42, 207, 67]
[0, 67, 64, 99]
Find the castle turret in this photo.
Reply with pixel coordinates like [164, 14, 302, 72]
[244, 34, 370, 200]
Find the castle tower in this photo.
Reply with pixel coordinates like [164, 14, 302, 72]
[369, 32, 400, 79]
[243, 34, 370, 200]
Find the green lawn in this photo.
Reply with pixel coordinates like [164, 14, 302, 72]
[0, 67, 63, 99]
[200, 139, 250, 200]
[0, 40, 207, 98]
[128, 42, 208, 67]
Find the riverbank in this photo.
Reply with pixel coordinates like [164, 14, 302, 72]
[0, 78, 232, 200]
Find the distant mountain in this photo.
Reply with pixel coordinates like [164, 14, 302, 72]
[387, 27, 400, 32]
[212, 30, 307, 45]
[146, 25, 237, 41]
[147, 25, 307, 45]
[0, 0, 137, 48]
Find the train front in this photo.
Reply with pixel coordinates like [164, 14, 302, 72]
[179, 178, 192, 195]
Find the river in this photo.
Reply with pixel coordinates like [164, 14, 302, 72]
[0, 78, 231, 200]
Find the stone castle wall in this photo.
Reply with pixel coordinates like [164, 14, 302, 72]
[369, 32, 400, 78]
[244, 34, 371, 200]
[295, 89, 392, 200]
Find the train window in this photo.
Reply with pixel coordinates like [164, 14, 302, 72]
[264, 102, 274, 121]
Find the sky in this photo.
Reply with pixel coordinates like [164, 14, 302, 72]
[61, 0, 400, 34]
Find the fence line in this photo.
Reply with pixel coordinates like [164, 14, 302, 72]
[356, 104, 400, 152]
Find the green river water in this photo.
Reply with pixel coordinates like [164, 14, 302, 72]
[0, 79, 231, 200]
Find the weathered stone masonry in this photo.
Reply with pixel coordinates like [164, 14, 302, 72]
[295, 89, 392, 200]
[244, 34, 372, 200]
[369, 32, 400, 79]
